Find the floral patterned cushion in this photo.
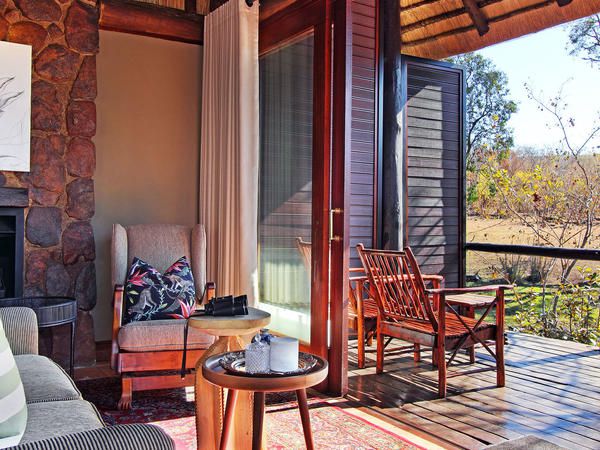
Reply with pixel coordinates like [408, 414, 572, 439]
[123, 256, 196, 324]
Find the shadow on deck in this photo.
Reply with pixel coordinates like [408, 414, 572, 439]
[346, 332, 600, 449]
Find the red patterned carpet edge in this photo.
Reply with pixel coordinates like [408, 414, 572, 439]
[77, 378, 427, 450]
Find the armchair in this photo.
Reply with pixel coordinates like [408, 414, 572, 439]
[111, 224, 216, 409]
[357, 244, 511, 398]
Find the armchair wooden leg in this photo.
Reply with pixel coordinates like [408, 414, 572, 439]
[357, 313, 366, 369]
[437, 345, 447, 398]
[436, 312, 447, 399]
[376, 323, 384, 374]
[118, 376, 133, 410]
[432, 348, 438, 368]
[413, 344, 421, 362]
[366, 332, 373, 347]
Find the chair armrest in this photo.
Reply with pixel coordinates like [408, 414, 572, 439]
[0, 307, 38, 355]
[196, 282, 216, 308]
[422, 274, 444, 289]
[422, 274, 444, 282]
[206, 281, 216, 302]
[349, 267, 365, 273]
[426, 285, 513, 296]
[111, 285, 124, 371]
[9, 424, 174, 450]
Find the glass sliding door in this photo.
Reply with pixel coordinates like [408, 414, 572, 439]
[258, 33, 315, 343]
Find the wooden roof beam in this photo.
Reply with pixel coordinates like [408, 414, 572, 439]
[463, 0, 489, 36]
[402, 0, 554, 48]
[401, 0, 501, 35]
[99, 0, 204, 45]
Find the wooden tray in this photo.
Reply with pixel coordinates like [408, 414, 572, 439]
[219, 351, 317, 377]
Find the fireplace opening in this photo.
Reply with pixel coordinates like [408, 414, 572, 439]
[0, 208, 24, 299]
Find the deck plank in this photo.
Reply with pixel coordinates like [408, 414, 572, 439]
[347, 332, 600, 449]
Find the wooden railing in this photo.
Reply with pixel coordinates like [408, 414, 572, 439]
[465, 242, 600, 262]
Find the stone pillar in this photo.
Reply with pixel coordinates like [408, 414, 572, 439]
[0, 0, 99, 367]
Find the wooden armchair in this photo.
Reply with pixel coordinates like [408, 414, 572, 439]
[111, 224, 216, 409]
[357, 244, 511, 398]
[297, 237, 380, 368]
[349, 265, 444, 368]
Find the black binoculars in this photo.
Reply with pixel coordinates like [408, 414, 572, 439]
[203, 295, 248, 316]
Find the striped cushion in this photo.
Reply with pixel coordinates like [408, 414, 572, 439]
[0, 316, 27, 449]
[10, 424, 174, 450]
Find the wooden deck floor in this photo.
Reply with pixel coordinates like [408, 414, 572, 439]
[346, 332, 600, 449]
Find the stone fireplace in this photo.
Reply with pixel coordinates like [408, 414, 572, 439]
[0, 187, 27, 298]
[0, 0, 99, 367]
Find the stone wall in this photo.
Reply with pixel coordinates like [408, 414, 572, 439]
[0, 0, 98, 366]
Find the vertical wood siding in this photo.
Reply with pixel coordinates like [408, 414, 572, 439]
[404, 59, 464, 286]
[350, 0, 377, 267]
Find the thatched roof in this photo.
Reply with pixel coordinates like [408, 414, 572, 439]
[401, 0, 600, 59]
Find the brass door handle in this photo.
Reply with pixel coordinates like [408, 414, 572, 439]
[329, 208, 343, 242]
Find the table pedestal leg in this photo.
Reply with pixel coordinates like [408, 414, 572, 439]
[195, 337, 229, 450]
[229, 336, 254, 449]
[195, 335, 254, 450]
[296, 389, 314, 450]
[252, 392, 265, 450]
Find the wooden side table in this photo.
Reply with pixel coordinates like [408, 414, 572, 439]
[202, 353, 328, 450]
[0, 296, 77, 375]
[446, 293, 498, 363]
[189, 307, 271, 450]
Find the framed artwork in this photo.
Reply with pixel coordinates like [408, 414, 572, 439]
[0, 41, 31, 172]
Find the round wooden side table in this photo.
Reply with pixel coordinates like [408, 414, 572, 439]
[202, 353, 328, 450]
[189, 307, 271, 450]
[0, 296, 77, 376]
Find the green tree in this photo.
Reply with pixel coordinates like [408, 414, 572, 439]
[567, 14, 600, 66]
[484, 84, 600, 282]
[448, 53, 517, 171]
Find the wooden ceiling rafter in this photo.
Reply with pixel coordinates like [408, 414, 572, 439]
[462, 0, 490, 35]
[402, 0, 560, 48]
[99, 0, 204, 44]
[400, 0, 501, 35]
[400, 0, 441, 13]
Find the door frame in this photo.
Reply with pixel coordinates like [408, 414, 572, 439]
[259, 0, 332, 368]
[259, 0, 351, 395]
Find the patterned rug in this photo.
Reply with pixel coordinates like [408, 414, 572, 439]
[77, 378, 424, 450]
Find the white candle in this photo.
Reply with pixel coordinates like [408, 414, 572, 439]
[269, 337, 299, 372]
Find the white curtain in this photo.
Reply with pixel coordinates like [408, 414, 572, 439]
[199, 0, 259, 305]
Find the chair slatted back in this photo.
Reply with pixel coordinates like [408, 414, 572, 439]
[296, 237, 312, 273]
[348, 270, 367, 316]
[357, 244, 437, 327]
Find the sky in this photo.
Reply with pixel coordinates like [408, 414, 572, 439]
[476, 22, 600, 152]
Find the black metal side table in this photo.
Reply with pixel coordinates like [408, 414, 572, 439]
[1, 296, 77, 376]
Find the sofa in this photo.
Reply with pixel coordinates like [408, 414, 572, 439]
[0, 307, 174, 450]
